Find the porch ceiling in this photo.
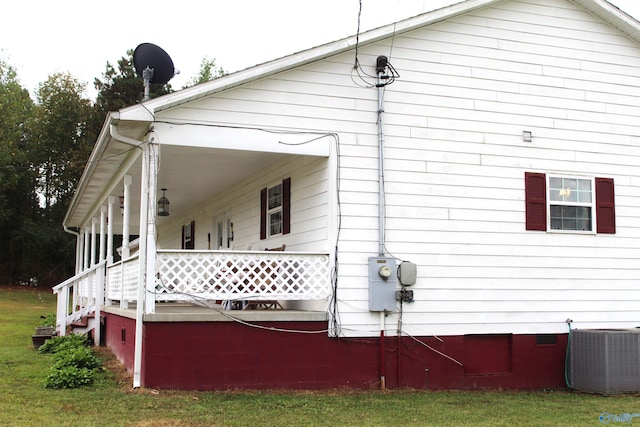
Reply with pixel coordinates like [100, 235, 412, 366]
[65, 142, 288, 234]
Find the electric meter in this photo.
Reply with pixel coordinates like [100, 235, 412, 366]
[379, 265, 393, 279]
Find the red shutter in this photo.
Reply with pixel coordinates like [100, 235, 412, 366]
[181, 225, 185, 250]
[282, 177, 291, 235]
[260, 187, 267, 240]
[525, 172, 547, 231]
[189, 221, 195, 249]
[595, 177, 615, 234]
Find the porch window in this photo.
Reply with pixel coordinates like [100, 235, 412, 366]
[260, 178, 291, 240]
[524, 172, 615, 234]
[182, 221, 195, 249]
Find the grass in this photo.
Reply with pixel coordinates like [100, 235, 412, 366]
[1, 286, 638, 426]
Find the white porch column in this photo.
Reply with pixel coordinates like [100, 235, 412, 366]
[99, 206, 106, 263]
[83, 226, 90, 271]
[133, 138, 160, 389]
[90, 217, 97, 267]
[75, 232, 83, 275]
[145, 142, 159, 315]
[107, 196, 115, 264]
[122, 174, 132, 259]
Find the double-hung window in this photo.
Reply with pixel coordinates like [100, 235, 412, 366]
[525, 172, 615, 234]
[267, 183, 283, 236]
[548, 176, 593, 231]
[260, 177, 291, 240]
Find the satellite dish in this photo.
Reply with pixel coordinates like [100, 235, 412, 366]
[133, 43, 176, 100]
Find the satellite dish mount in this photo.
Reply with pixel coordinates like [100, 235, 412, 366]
[133, 43, 177, 101]
[142, 66, 155, 102]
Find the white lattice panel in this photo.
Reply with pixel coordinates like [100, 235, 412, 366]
[155, 250, 331, 301]
[106, 256, 139, 302]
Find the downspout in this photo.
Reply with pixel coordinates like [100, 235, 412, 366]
[63, 226, 81, 275]
[109, 123, 147, 389]
[376, 56, 388, 390]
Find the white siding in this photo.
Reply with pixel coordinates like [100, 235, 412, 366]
[158, 0, 640, 337]
[156, 155, 331, 253]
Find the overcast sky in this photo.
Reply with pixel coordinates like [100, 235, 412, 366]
[2, 0, 639, 99]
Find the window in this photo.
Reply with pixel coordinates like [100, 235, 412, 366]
[525, 172, 615, 234]
[268, 183, 283, 236]
[182, 221, 195, 249]
[548, 176, 593, 231]
[260, 178, 291, 240]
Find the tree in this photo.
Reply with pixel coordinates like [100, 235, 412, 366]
[184, 56, 227, 88]
[0, 58, 36, 283]
[23, 72, 95, 285]
[32, 73, 93, 212]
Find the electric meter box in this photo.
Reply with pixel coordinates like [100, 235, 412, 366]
[368, 257, 397, 311]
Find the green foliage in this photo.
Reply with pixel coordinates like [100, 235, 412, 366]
[39, 313, 56, 327]
[184, 56, 227, 88]
[40, 333, 102, 389]
[38, 333, 88, 354]
[53, 345, 102, 371]
[43, 365, 94, 389]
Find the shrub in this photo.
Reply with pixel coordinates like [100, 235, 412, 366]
[53, 346, 102, 371]
[38, 333, 89, 354]
[40, 333, 103, 389]
[39, 314, 56, 327]
[44, 366, 95, 389]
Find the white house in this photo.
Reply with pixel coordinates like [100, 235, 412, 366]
[55, 0, 640, 390]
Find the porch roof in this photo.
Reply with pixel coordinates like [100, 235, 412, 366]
[64, 113, 329, 231]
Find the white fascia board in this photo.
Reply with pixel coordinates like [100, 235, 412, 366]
[152, 121, 331, 157]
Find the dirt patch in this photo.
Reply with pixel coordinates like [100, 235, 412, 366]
[95, 346, 132, 389]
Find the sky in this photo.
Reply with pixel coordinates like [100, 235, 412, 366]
[2, 0, 640, 100]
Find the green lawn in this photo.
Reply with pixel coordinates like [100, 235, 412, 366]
[0, 286, 638, 426]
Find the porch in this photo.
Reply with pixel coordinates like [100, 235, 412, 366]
[54, 249, 331, 337]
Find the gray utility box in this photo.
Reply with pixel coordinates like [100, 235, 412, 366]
[569, 328, 640, 395]
[368, 257, 397, 311]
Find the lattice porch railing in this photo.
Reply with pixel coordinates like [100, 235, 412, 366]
[106, 254, 139, 307]
[155, 250, 331, 302]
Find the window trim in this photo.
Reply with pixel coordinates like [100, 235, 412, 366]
[547, 174, 596, 234]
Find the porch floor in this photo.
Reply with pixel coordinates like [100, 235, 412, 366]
[102, 302, 328, 323]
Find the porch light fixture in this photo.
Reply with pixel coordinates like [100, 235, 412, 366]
[119, 194, 125, 215]
[157, 188, 170, 216]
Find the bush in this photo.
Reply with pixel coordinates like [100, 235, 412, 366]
[40, 333, 102, 389]
[44, 366, 95, 389]
[53, 346, 102, 371]
[39, 314, 56, 327]
[38, 333, 89, 354]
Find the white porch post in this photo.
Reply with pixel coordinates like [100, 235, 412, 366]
[99, 206, 106, 263]
[107, 196, 115, 265]
[90, 217, 97, 267]
[75, 232, 83, 275]
[122, 174, 132, 259]
[83, 226, 90, 271]
[145, 142, 159, 315]
[133, 138, 160, 388]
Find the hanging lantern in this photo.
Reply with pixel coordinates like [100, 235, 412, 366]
[157, 188, 170, 216]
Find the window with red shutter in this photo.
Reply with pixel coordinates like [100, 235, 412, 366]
[525, 172, 615, 234]
[260, 178, 291, 240]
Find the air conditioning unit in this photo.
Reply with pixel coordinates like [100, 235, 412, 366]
[569, 329, 640, 395]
